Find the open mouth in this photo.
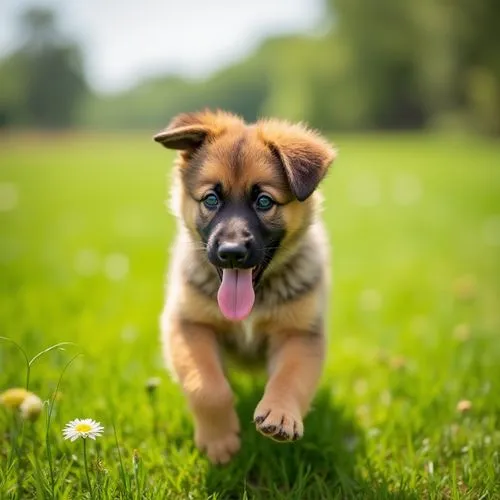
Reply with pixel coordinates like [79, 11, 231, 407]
[215, 265, 264, 285]
[214, 265, 265, 322]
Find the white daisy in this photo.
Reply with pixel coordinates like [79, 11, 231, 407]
[63, 418, 104, 441]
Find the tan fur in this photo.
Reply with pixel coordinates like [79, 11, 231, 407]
[156, 110, 335, 464]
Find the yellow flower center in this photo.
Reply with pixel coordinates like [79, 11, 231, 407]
[75, 423, 92, 433]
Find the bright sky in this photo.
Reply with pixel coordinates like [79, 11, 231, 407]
[0, 0, 324, 93]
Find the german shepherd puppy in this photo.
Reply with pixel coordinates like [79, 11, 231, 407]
[154, 110, 336, 464]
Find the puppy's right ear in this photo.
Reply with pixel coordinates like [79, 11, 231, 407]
[153, 113, 209, 150]
[153, 110, 243, 151]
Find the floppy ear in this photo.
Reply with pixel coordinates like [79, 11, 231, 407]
[153, 110, 244, 151]
[258, 120, 336, 201]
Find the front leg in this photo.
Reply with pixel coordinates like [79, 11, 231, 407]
[164, 318, 240, 463]
[254, 331, 325, 441]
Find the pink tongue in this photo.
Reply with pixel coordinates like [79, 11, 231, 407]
[217, 269, 255, 321]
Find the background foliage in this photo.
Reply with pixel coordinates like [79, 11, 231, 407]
[1, 1, 499, 134]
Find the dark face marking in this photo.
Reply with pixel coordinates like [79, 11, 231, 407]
[196, 188, 285, 286]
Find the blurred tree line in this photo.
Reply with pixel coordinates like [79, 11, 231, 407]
[1, 2, 499, 134]
[0, 8, 87, 128]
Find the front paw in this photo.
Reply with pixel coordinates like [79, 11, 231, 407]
[253, 401, 303, 442]
[194, 408, 241, 464]
[195, 429, 241, 465]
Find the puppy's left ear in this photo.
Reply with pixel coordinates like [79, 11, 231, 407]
[258, 120, 336, 202]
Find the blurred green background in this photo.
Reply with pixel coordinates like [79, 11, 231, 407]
[1, 0, 499, 135]
[1, 1, 500, 498]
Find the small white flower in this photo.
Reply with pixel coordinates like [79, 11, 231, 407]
[145, 377, 161, 392]
[20, 393, 43, 422]
[63, 418, 104, 442]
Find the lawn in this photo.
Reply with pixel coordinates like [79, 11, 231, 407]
[1, 131, 499, 499]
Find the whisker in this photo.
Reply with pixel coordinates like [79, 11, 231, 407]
[182, 240, 297, 259]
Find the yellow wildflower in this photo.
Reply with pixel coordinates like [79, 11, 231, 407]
[457, 400, 472, 413]
[0, 387, 29, 408]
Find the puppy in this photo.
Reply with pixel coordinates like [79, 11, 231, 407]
[154, 110, 336, 464]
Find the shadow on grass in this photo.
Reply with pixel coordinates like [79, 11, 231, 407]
[204, 384, 417, 500]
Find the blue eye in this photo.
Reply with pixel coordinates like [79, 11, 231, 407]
[203, 193, 219, 210]
[255, 194, 274, 211]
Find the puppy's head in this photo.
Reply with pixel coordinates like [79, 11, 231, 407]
[154, 110, 336, 321]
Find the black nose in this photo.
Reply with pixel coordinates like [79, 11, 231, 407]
[217, 242, 248, 267]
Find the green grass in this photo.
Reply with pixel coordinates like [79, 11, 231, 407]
[1, 131, 499, 499]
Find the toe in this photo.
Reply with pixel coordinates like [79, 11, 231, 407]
[203, 433, 241, 465]
[254, 405, 303, 442]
